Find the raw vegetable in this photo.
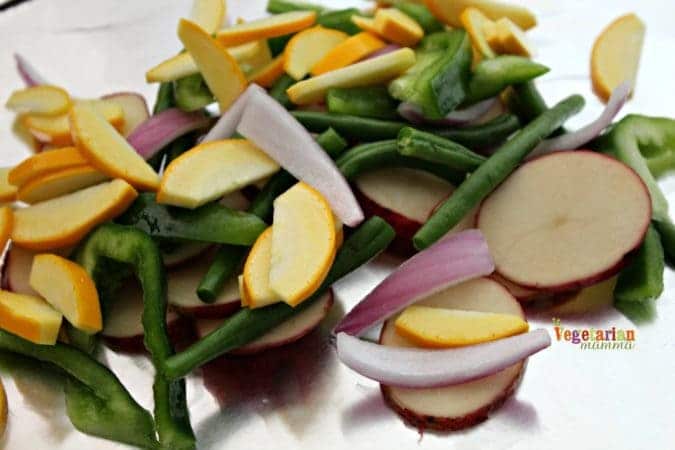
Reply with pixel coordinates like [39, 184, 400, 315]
[493, 17, 535, 57]
[414, 94, 584, 250]
[17, 166, 108, 204]
[267, 0, 324, 14]
[162, 216, 396, 380]
[76, 223, 195, 449]
[460, 7, 497, 59]
[14, 53, 48, 87]
[243, 227, 280, 308]
[326, 86, 399, 119]
[311, 32, 386, 76]
[0, 168, 18, 202]
[287, 47, 416, 105]
[236, 84, 364, 226]
[291, 110, 408, 140]
[392, 1, 444, 34]
[614, 225, 664, 303]
[284, 25, 348, 80]
[102, 92, 150, 137]
[317, 8, 362, 35]
[653, 219, 675, 264]
[424, 0, 537, 30]
[397, 97, 497, 126]
[478, 151, 651, 291]
[248, 54, 286, 87]
[5, 85, 71, 116]
[0, 329, 158, 448]
[173, 74, 214, 111]
[216, 11, 318, 46]
[189, 0, 226, 34]
[153, 82, 175, 114]
[0, 290, 62, 345]
[548, 276, 617, 316]
[269, 73, 296, 108]
[373, 8, 425, 47]
[0, 208, 11, 254]
[464, 56, 549, 104]
[117, 192, 267, 245]
[397, 127, 486, 172]
[504, 81, 549, 124]
[8, 146, 89, 187]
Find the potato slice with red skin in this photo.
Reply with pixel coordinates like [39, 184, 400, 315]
[380, 277, 525, 431]
[478, 151, 651, 292]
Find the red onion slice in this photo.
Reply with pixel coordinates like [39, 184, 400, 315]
[365, 44, 402, 61]
[236, 86, 364, 227]
[127, 108, 210, 160]
[398, 98, 498, 126]
[14, 53, 48, 87]
[528, 81, 631, 159]
[334, 229, 494, 337]
[201, 84, 265, 143]
[336, 329, 550, 388]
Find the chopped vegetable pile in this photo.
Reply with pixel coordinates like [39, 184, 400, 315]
[0, 0, 672, 446]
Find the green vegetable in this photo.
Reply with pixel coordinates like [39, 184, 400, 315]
[327, 86, 399, 120]
[653, 219, 675, 265]
[435, 114, 521, 149]
[389, 29, 472, 119]
[615, 225, 664, 303]
[464, 56, 550, 104]
[292, 110, 407, 140]
[414, 94, 585, 249]
[76, 224, 195, 449]
[154, 82, 175, 115]
[266, 0, 324, 14]
[163, 216, 396, 380]
[196, 128, 348, 302]
[270, 74, 296, 108]
[392, 1, 443, 34]
[318, 8, 361, 35]
[118, 193, 267, 245]
[337, 140, 465, 184]
[173, 73, 214, 112]
[0, 329, 158, 448]
[148, 132, 197, 171]
[397, 127, 486, 172]
[505, 82, 549, 124]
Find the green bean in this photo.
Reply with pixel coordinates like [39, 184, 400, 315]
[327, 87, 399, 120]
[397, 127, 486, 172]
[270, 74, 296, 108]
[318, 8, 361, 35]
[266, 0, 324, 14]
[414, 94, 585, 249]
[465, 56, 549, 104]
[173, 73, 214, 112]
[615, 225, 664, 303]
[153, 82, 175, 115]
[653, 219, 675, 265]
[0, 329, 158, 448]
[392, 1, 444, 33]
[292, 110, 408, 140]
[505, 81, 549, 124]
[163, 216, 396, 380]
[435, 114, 521, 149]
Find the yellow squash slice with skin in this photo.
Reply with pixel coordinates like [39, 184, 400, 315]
[243, 227, 282, 309]
[235, 40, 273, 76]
[0, 168, 18, 202]
[11, 179, 137, 250]
[351, 15, 380, 35]
[216, 11, 317, 46]
[0, 378, 6, 438]
[287, 47, 415, 105]
[29, 254, 102, 334]
[178, 18, 248, 112]
[23, 99, 125, 146]
[189, 0, 226, 34]
[17, 166, 109, 204]
[395, 305, 529, 348]
[157, 139, 279, 208]
[8, 147, 89, 187]
[311, 32, 386, 76]
[461, 7, 497, 59]
[284, 26, 348, 80]
[270, 182, 337, 306]
[374, 8, 424, 47]
[249, 54, 286, 87]
[492, 17, 534, 57]
[591, 13, 645, 102]
[424, 0, 536, 30]
[238, 274, 250, 307]
[69, 103, 159, 191]
[0, 290, 62, 345]
[6, 85, 71, 116]
[0, 207, 12, 251]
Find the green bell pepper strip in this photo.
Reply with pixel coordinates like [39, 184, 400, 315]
[392, 1, 444, 34]
[118, 193, 267, 245]
[464, 56, 550, 105]
[318, 8, 362, 35]
[397, 127, 486, 172]
[173, 73, 214, 112]
[270, 74, 296, 108]
[76, 223, 195, 449]
[414, 94, 585, 249]
[653, 219, 675, 264]
[614, 225, 664, 304]
[389, 29, 472, 119]
[196, 128, 348, 302]
[163, 216, 396, 381]
[326, 87, 399, 120]
[435, 114, 521, 149]
[504, 82, 549, 124]
[0, 329, 158, 449]
[154, 82, 175, 115]
[337, 140, 465, 185]
[266, 0, 324, 14]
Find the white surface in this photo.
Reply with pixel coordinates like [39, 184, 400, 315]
[0, 1, 674, 450]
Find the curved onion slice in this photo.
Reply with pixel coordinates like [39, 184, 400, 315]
[397, 98, 498, 126]
[15, 53, 48, 87]
[365, 44, 402, 61]
[336, 329, 550, 388]
[127, 108, 210, 160]
[201, 84, 265, 143]
[334, 229, 494, 337]
[237, 86, 364, 226]
[529, 81, 631, 159]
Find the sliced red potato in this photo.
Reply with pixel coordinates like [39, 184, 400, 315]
[490, 273, 548, 303]
[168, 252, 241, 319]
[478, 151, 651, 292]
[195, 289, 333, 355]
[102, 280, 193, 353]
[354, 168, 472, 256]
[548, 276, 617, 316]
[380, 277, 525, 431]
[101, 92, 150, 137]
[2, 245, 39, 295]
[162, 242, 211, 268]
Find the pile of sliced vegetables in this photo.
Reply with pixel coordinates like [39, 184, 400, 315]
[0, 0, 672, 446]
